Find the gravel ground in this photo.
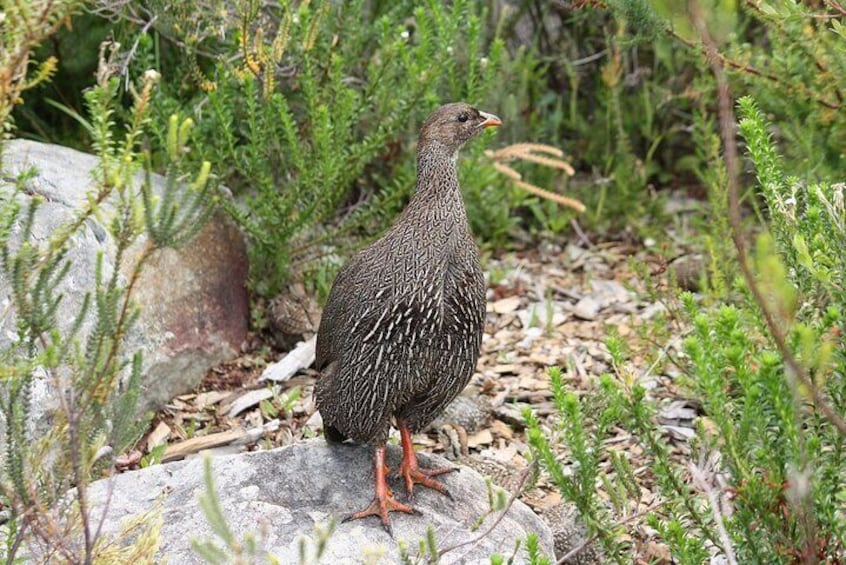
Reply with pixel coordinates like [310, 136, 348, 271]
[126, 229, 705, 564]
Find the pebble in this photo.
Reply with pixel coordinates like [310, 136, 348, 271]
[573, 296, 600, 320]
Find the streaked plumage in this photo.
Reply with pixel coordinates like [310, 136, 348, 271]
[314, 103, 501, 531]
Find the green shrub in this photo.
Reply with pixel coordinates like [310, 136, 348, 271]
[0, 64, 216, 562]
[502, 1, 706, 232]
[728, 2, 846, 177]
[121, 0, 505, 296]
[13, 1, 725, 272]
[0, 0, 84, 140]
[526, 98, 846, 563]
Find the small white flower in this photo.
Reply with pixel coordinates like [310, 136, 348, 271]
[479, 57, 489, 69]
[446, 46, 454, 55]
[400, 30, 409, 40]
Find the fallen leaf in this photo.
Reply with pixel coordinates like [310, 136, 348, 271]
[260, 336, 317, 382]
[146, 421, 171, 452]
[488, 296, 521, 314]
[224, 388, 275, 419]
[467, 429, 493, 448]
[195, 390, 227, 408]
[573, 296, 600, 320]
[489, 419, 514, 440]
[492, 364, 520, 375]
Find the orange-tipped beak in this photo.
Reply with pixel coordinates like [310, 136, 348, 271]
[479, 111, 502, 128]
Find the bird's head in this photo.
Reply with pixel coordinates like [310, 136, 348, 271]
[418, 103, 501, 155]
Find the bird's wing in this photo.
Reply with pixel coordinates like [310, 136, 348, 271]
[314, 246, 444, 440]
[315, 258, 357, 371]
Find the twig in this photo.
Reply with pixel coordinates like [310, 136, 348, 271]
[515, 152, 576, 175]
[485, 143, 586, 213]
[437, 464, 532, 559]
[569, 218, 593, 248]
[570, 49, 608, 67]
[667, 30, 840, 111]
[21, 497, 78, 563]
[6, 514, 30, 564]
[59, 384, 93, 564]
[826, 0, 846, 16]
[513, 179, 587, 213]
[689, 458, 737, 565]
[486, 144, 576, 175]
[90, 469, 117, 560]
[557, 500, 669, 564]
[119, 15, 159, 88]
[74, 442, 93, 564]
[490, 161, 586, 212]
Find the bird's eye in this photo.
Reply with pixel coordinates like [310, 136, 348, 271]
[457, 113, 469, 123]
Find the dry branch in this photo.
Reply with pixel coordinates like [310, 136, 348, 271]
[437, 464, 532, 559]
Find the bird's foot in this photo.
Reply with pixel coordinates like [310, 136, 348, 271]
[342, 488, 417, 536]
[397, 419, 458, 502]
[397, 458, 458, 502]
[344, 443, 418, 536]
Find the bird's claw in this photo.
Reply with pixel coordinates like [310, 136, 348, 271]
[342, 490, 415, 537]
[398, 462, 458, 502]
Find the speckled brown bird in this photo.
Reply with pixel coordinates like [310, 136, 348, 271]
[315, 102, 501, 531]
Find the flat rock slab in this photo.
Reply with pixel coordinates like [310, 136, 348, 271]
[87, 439, 554, 563]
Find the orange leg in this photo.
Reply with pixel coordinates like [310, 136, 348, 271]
[343, 444, 415, 535]
[397, 420, 458, 502]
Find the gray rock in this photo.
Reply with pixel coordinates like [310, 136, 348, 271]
[459, 455, 602, 564]
[0, 139, 248, 430]
[430, 388, 492, 433]
[572, 280, 636, 321]
[79, 440, 555, 563]
[573, 296, 600, 320]
[538, 504, 601, 564]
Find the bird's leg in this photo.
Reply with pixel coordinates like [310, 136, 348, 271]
[397, 420, 458, 502]
[343, 443, 415, 535]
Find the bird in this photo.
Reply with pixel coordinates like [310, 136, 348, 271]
[314, 102, 501, 532]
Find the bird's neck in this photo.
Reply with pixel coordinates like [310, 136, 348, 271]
[392, 143, 467, 244]
[413, 142, 461, 199]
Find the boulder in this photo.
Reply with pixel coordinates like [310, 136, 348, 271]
[82, 440, 555, 563]
[0, 139, 248, 428]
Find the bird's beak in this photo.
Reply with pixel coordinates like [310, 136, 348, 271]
[479, 111, 502, 128]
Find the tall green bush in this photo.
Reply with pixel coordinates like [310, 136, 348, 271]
[0, 64, 217, 564]
[127, 0, 506, 296]
[0, 0, 84, 139]
[526, 94, 846, 562]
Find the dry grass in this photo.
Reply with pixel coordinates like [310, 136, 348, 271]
[485, 143, 586, 213]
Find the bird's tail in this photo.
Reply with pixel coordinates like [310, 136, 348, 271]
[324, 424, 349, 443]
